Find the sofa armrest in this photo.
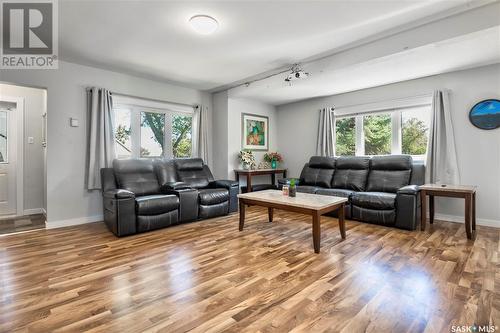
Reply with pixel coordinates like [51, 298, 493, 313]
[161, 182, 191, 192]
[103, 189, 135, 199]
[395, 185, 421, 230]
[210, 180, 239, 189]
[102, 190, 136, 236]
[209, 180, 239, 213]
[397, 185, 419, 195]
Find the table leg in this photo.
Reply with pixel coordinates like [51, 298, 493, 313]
[312, 212, 321, 253]
[465, 193, 472, 240]
[247, 174, 252, 193]
[268, 207, 273, 222]
[271, 173, 276, 187]
[429, 195, 435, 224]
[472, 191, 476, 234]
[338, 203, 346, 239]
[420, 190, 427, 231]
[239, 199, 246, 231]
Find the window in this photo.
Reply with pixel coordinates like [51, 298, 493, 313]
[172, 115, 193, 158]
[334, 104, 430, 158]
[363, 113, 391, 155]
[114, 108, 132, 159]
[335, 117, 355, 156]
[113, 102, 193, 159]
[141, 111, 165, 157]
[401, 106, 430, 155]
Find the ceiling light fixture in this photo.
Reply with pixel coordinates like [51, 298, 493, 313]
[189, 15, 219, 35]
[285, 63, 310, 83]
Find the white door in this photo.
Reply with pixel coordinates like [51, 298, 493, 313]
[0, 107, 17, 215]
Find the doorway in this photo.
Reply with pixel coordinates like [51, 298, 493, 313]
[0, 83, 47, 234]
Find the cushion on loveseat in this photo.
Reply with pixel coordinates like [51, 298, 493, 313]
[366, 155, 412, 193]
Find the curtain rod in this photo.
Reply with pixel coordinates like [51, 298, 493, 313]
[111, 91, 199, 109]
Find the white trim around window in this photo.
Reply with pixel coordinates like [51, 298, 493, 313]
[334, 94, 433, 160]
[113, 96, 195, 160]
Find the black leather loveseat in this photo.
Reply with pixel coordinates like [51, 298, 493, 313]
[278, 155, 424, 230]
[101, 158, 238, 236]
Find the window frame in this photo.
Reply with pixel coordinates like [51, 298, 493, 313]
[334, 103, 431, 160]
[113, 103, 194, 160]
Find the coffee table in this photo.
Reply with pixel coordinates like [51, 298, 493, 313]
[237, 190, 348, 253]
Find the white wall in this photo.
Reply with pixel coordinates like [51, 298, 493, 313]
[0, 84, 46, 214]
[0, 60, 212, 226]
[211, 95, 280, 186]
[227, 98, 279, 185]
[212, 91, 229, 180]
[277, 64, 500, 227]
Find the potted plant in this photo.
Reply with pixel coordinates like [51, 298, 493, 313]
[289, 178, 297, 197]
[264, 152, 283, 169]
[239, 150, 256, 170]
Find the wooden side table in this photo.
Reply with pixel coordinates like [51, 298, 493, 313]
[234, 168, 287, 192]
[420, 184, 477, 239]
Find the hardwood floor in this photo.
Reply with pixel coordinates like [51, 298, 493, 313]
[0, 214, 45, 235]
[0, 206, 498, 332]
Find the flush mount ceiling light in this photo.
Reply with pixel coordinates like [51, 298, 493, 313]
[189, 15, 219, 35]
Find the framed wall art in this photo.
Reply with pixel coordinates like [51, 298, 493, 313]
[241, 113, 269, 151]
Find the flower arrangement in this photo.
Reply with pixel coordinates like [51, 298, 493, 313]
[264, 152, 283, 169]
[238, 150, 256, 169]
[264, 152, 283, 163]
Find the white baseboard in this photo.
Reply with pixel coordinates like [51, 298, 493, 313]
[23, 208, 44, 215]
[435, 213, 499, 228]
[46, 215, 103, 229]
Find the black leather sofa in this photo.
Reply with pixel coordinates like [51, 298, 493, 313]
[278, 155, 424, 230]
[101, 158, 238, 236]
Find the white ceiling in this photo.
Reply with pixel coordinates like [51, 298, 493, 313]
[59, 0, 474, 91]
[229, 26, 500, 105]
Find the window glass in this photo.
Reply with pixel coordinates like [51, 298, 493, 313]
[335, 117, 355, 156]
[402, 106, 430, 156]
[364, 113, 391, 155]
[172, 115, 192, 158]
[114, 109, 132, 159]
[0, 111, 7, 163]
[141, 111, 165, 157]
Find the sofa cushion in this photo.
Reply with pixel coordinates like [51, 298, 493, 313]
[302, 167, 334, 188]
[308, 156, 335, 169]
[351, 192, 396, 210]
[366, 155, 412, 193]
[296, 185, 320, 194]
[366, 170, 411, 193]
[174, 158, 211, 188]
[135, 194, 179, 215]
[114, 159, 160, 196]
[332, 156, 370, 191]
[370, 155, 412, 170]
[198, 188, 229, 205]
[316, 188, 355, 199]
[175, 158, 204, 171]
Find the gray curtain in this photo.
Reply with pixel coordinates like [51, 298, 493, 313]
[193, 104, 209, 164]
[425, 90, 460, 184]
[86, 87, 116, 190]
[316, 107, 335, 156]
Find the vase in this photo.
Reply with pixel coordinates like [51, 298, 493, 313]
[242, 163, 250, 170]
[271, 160, 277, 169]
[289, 185, 296, 197]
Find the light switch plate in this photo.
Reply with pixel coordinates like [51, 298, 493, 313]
[70, 118, 79, 127]
[28, 137, 34, 144]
